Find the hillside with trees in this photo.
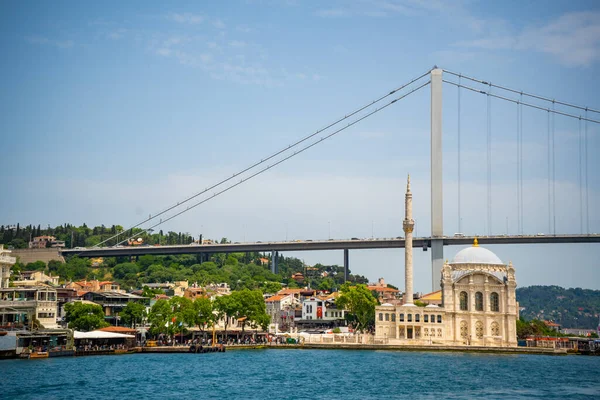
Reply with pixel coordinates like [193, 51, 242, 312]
[517, 286, 600, 329]
[3, 223, 369, 292]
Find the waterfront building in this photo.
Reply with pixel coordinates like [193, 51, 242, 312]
[266, 293, 300, 332]
[375, 176, 518, 347]
[0, 245, 16, 289]
[13, 270, 59, 287]
[0, 286, 59, 329]
[82, 291, 147, 325]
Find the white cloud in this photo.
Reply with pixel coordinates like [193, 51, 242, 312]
[229, 40, 246, 48]
[213, 19, 226, 29]
[26, 36, 74, 49]
[455, 11, 600, 67]
[167, 12, 204, 24]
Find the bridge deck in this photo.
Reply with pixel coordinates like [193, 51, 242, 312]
[61, 235, 600, 257]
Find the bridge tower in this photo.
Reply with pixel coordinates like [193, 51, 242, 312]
[431, 68, 444, 291]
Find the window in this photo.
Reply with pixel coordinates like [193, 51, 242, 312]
[407, 314, 412, 322]
[437, 315, 442, 323]
[424, 315, 429, 323]
[391, 313, 396, 322]
[399, 313, 404, 322]
[415, 314, 420, 322]
[325, 312, 328, 317]
[490, 292, 499, 312]
[475, 321, 483, 339]
[475, 292, 483, 311]
[460, 321, 468, 339]
[491, 322, 500, 336]
[379, 313, 383, 321]
[460, 291, 468, 311]
[385, 313, 389, 321]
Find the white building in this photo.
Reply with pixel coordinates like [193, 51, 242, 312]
[0, 287, 59, 329]
[375, 176, 518, 347]
[0, 245, 16, 288]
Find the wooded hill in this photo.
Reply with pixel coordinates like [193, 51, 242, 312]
[517, 285, 600, 329]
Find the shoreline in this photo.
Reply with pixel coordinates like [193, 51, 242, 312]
[139, 344, 567, 355]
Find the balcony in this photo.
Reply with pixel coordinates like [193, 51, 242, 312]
[0, 255, 16, 264]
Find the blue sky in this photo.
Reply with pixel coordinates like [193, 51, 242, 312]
[1, 0, 599, 292]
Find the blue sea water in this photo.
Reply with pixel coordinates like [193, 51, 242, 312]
[1, 349, 599, 399]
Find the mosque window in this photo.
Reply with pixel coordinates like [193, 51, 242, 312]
[399, 313, 404, 322]
[460, 321, 468, 339]
[460, 292, 468, 311]
[490, 292, 500, 312]
[424, 328, 429, 337]
[385, 313, 390, 321]
[437, 315, 442, 323]
[379, 313, 383, 321]
[475, 321, 484, 339]
[475, 292, 484, 311]
[424, 315, 429, 323]
[415, 314, 420, 322]
[491, 322, 500, 336]
[391, 313, 396, 322]
[407, 314, 412, 322]
[437, 328, 442, 337]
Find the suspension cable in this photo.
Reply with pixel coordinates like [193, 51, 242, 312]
[519, 93, 524, 235]
[585, 110, 590, 233]
[457, 75, 462, 234]
[552, 101, 556, 235]
[442, 80, 600, 124]
[579, 117, 583, 234]
[516, 102, 520, 236]
[94, 69, 433, 247]
[547, 111, 551, 234]
[443, 69, 600, 114]
[487, 86, 492, 236]
[107, 81, 432, 248]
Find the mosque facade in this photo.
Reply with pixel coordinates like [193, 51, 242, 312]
[374, 177, 518, 347]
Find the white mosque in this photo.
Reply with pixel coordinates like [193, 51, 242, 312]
[375, 176, 518, 347]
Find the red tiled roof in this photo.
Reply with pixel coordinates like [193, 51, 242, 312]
[266, 295, 286, 302]
[278, 288, 304, 295]
[98, 326, 136, 334]
[367, 286, 399, 293]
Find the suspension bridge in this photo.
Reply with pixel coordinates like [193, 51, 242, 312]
[61, 68, 599, 290]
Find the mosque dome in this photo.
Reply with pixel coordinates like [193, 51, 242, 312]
[451, 238, 503, 265]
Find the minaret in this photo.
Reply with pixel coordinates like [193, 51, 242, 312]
[403, 175, 415, 305]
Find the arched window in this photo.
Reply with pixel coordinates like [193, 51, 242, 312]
[475, 292, 483, 311]
[490, 292, 499, 312]
[437, 315, 442, 323]
[424, 315, 429, 323]
[475, 321, 484, 339]
[491, 321, 500, 336]
[407, 314, 412, 322]
[460, 321, 468, 339]
[399, 313, 404, 322]
[415, 314, 420, 322]
[379, 313, 383, 321]
[460, 292, 468, 311]
[385, 313, 389, 321]
[391, 313, 396, 322]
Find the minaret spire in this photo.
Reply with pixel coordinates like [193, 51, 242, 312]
[403, 174, 415, 305]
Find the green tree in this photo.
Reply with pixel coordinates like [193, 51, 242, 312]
[64, 302, 109, 331]
[193, 297, 215, 334]
[231, 289, 270, 334]
[147, 299, 173, 336]
[120, 302, 147, 328]
[336, 283, 377, 333]
[214, 294, 240, 341]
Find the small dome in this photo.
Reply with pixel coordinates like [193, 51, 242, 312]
[451, 246, 503, 265]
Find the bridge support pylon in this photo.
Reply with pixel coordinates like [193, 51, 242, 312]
[343, 248, 349, 282]
[271, 251, 278, 274]
[431, 67, 444, 291]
